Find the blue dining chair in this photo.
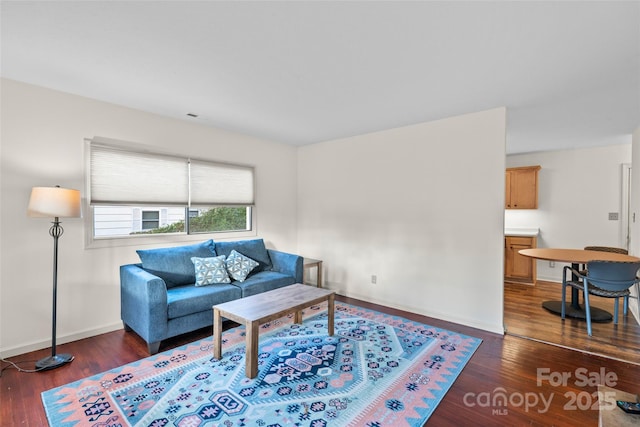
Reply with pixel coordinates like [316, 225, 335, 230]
[562, 260, 640, 336]
[582, 246, 633, 315]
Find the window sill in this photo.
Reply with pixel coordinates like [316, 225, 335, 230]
[85, 229, 257, 249]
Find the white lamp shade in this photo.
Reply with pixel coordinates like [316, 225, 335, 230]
[27, 187, 82, 218]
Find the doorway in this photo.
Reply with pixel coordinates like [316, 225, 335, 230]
[503, 161, 639, 365]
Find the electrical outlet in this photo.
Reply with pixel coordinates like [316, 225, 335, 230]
[371, 275, 377, 284]
[609, 212, 619, 221]
[549, 261, 555, 268]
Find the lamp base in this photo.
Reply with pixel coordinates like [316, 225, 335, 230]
[35, 353, 74, 371]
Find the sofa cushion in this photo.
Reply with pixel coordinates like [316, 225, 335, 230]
[137, 240, 216, 288]
[231, 270, 296, 298]
[191, 255, 231, 286]
[214, 239, 272, 273]
[225, 250, 259, 282]
[167, 283, 241, 319]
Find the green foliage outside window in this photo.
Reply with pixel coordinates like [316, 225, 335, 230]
[133, 207, 248, 234]
[190, 207, 248, 232]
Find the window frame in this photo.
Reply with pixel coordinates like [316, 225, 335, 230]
[84, 138, 257, 249]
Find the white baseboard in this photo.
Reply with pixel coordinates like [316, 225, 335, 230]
[535, 275, 561, 283]
[0, 322, 124, 359]
[332, 287, 505, 336]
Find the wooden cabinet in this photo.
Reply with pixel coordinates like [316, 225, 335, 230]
[505, 236, 537, 284]
[506, 166, 540, 209]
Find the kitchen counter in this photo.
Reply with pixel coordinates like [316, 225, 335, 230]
[504, 227, 539, 237]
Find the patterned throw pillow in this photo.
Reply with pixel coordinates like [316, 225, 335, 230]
[191, 255, 231, 286]
[225, 250, 259, 282]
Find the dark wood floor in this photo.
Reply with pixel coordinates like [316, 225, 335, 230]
[2, 294, 639, 426]
[504, 280, 640, 365]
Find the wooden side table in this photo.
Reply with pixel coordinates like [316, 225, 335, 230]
[303, 257, 323, 288]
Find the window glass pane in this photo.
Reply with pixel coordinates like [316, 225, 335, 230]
[93, 206, 140, 237]
[141, 211, 159, 220]
[188, 207, 251, 233]
[93, 206, 185, 237]
[92, 206, 251, 237]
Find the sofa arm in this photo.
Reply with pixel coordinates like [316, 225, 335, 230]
[268, 250, 303, 283]
[120, 264, 169, 344]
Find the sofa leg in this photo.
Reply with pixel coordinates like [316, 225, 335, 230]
[148, 341, 161, 355]
[123, 322, 133, 332]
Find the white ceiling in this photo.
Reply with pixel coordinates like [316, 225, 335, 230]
[1, 1, 638, 154]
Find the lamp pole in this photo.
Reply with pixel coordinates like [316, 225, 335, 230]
[35, 216, 74, 370]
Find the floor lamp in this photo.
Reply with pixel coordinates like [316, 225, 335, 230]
[27, 186, 81, 370]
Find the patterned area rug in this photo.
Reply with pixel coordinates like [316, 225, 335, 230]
[42, 302, 481, 426]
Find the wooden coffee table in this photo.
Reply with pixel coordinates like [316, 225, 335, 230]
[213, 283, 335, 378]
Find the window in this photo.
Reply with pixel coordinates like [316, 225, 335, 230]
[87, 138, 255, 241]
[141, 210, 160, 230]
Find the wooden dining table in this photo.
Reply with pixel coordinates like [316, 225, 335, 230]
[518, 248, 640, 321]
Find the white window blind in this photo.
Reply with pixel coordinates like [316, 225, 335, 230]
[190, 160, 254, 206]
[89, 140, 254, 206]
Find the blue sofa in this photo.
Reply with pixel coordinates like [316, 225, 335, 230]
[120, 238, 303, 354]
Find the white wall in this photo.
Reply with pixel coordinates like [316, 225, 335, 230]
[297, 108, 507, 334]
[506, 144, 632, 281]
[0, 79, 299, 357]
